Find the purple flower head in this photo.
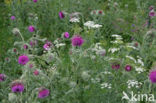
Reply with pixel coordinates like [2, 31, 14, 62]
[64, 32, 70, 38]
[149, 6, 154, 10]
[11, 16, 15, 20]
[125, 65, 132, 71]
[23, 44, 28, 49]
[43, 41, 52, 51]
[28, 26, 35, 32]
[29, 64, 33, 68]
[38, 88, 50, 99]
[29, 40, 37, 47]
[34, 70, 39, 75]
[71, 35, 84, 47]
[149, 10, 156, 17]
[13, 48, 17, 53]
[59, 11, 65, 19]
[11, 82, 24, 93]
[18, 55, 29, 65]
[0, 74, 6, 82]
[112, 63, 120, 70]
[149, 70, 156, 83]
[33, 0, 37, 2]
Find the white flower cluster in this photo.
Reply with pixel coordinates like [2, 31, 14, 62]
[101, 82, 112, 89]
[70, 17, 80, 23]
[126, 55, 145, 73]
[135, 67, 145, 74]
[91, 78, 100, 83]
[127, 80, 142, 89]
[101, 71, 112, 75]
[111, 34, 123, 44]
[84, 21, 102, 29]
[54, 39, 66, 48]
[91, 43, 106, 56]
[108, 48, 120, 53]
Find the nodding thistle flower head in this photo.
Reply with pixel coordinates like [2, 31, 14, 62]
[18, 55, 29, 65]
[38, 87, 50, 99]
[12, 28, 20, 35]
[149, 70, 156, 83]
[63, 32, 70, 38]
[125, 65, 132, 71]
[111, 63, 120, 70]
[11, 16, 15, 20]
[59, 11, 65, 19]
[43, 41, 52, 51]
[149, 10, 156, 17]
[28, 26, 35, 32]
[11, 81, 24, 93]
[0, 74, 6, 82]
[33, 0, 37, 3]
[71, 35, 84, 47]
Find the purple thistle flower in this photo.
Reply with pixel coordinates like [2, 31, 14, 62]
[33, 0, 37, 2]
[149, 10, 156, 17]
[23, 44, 28, 49]
[29, 64, 33, 68]
[43, 41, 52, 50]
[18, 55, 29, 65]
[149, 6, 154, 10]
[11, 82, 24, 93]
[64, 32, 70, 38]
[0, 74, 6, 82]
[125, 65, 132, 71]
[28, 26, 35, 32]
[33, 70, 39, 75]
[38, 88, 50, 99]
[59, 11, 65, 19]
[112, 63, 120, 69]
[29, 40, 37, 47]
[71, 35, 84, 47]
[11, 16, 15, 20]
[149, 70, 156, 83]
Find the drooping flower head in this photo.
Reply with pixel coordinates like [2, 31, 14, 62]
[149, 70, 156, 83]
[125, 65, 132, 71]
[11, 81, 24, 93]
[33, 70, 39, 75]
[23, 44, 28, 49]
[11, 16, 15, 20]
[29, 40, 38, 47]
[38, 88, 50, 99]
[149, 6, 154, 10]
[0, 74, 6, 82]
[149, 10, 156, 17]
[71, 35, 84, 47]
[28, 26, 35, 32]
[63, 32, 70, 38]
[43, 41, 52, 51]
[18, 55, 29, 65]
[111, 63, 120, 70]
[33, 0, 37, 2]
[59, 11, 65, 19]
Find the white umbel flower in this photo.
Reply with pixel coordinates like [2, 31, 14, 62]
[127, 80, 142, 88]
[70, 17, 80, 23]
[108, 48, 120, 53]
[84, 21, 102, 29]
